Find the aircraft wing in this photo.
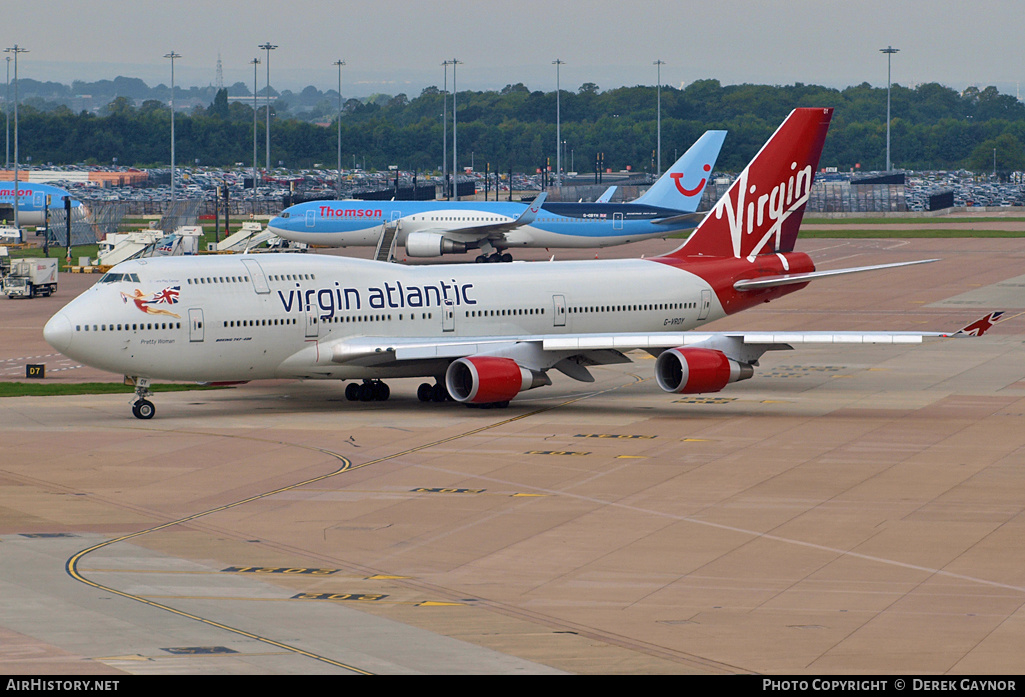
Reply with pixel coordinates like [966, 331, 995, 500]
[319, 312, 1002, 379]
[417, 192, 548, 243]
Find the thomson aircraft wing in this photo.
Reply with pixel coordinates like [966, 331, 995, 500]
[414, 192, 548, 243]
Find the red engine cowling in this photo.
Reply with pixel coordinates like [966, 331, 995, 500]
[654, 348, 754, 394]
[446, 356, 543, 404]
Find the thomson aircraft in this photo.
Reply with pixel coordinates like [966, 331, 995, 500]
[44, 109, 1002, 419]
[0, 181, 86, 227]
[267, 130, 727, 262]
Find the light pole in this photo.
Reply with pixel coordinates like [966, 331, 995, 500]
[5, 56, 10, 170]
[880, 46, 899, 172]
[334, 59, 345, 199]
[5, 45, 26, 228]
[259, 42, 277, 174]
[654, 59, 665, 176]
[163, 51, 180, 201]
[250, 57, 260, 213]
[442, 60, 452, 199]
[451, 58, 462, 201]
[553, 59, 564, 187]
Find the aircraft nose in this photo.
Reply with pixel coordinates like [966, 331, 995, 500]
[43, 312, 73, 354]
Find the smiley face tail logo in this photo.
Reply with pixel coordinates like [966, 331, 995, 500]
[671, 164, 712, 197]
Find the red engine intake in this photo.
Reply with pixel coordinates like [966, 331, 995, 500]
[654, 348, 754, 394]
[446, 356, 546, 404]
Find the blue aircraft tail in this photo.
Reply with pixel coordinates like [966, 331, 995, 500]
[633, 130, 726, 211]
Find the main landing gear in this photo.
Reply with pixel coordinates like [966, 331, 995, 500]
[475, 252, 513, 263]
[417, 380, 451, 403]
[474, 241, 513, 263]
[130, 377, 156, 420]
[415, 380, 509, 408]
[345, 380, 390, 402]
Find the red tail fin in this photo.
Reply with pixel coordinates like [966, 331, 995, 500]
[666, 108, 833, 260]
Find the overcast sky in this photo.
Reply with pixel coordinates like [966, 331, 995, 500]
[4, 0, 1024, 99]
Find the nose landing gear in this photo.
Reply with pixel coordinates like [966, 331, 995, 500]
[129, 377, 156, 419]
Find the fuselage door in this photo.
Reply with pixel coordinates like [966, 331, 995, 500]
[305, 209, 316, 228]
[613, 212, 624, 230]
[188, 308, 205, 342]
[552, 294, 567, 327]
[240, 258, 270, 294]
[698, 289, 711, 320]
[390, 209, 402, 222]
[305, 308, 319, 339]
[442, 299, 455, 332]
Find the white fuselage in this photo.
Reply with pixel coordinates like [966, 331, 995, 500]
[44, 254, 725, 383]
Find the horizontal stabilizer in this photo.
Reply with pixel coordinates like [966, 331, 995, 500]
[733, 259, 938, 291]
[651, 211, 707, 227]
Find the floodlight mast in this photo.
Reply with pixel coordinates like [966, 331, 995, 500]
[163, 51, 180, 202]
[260, 42, 278, 173]
[4, 45, 26, 228]
[880, 46, 899, 172]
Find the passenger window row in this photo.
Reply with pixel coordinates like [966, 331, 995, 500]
[221, 313, 434, 328]
[224, 319, 297, 327]
[570, 302, 693, 313]
[466, 308, 545, 318]
[77, 322, 182, 332]
[188, 276, 249, 285]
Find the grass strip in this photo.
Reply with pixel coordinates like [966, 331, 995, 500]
[798, 229, 1025, 238]
[0, 382, 230, 398]
[803, 216, 1025, 225]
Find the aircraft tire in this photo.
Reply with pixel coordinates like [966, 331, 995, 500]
[133, 400, 155, 420]
[417, 383, 433, 402]
[345, 383, 360, 401]
[374, 382, 390, 401]
[431, 383, 449, 402]
[475, 255, 488, 263]
[358, 383, 376, 401]
[501, 253, 513, 263]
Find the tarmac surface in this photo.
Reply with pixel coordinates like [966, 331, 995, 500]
[2, 236, 1025, 675]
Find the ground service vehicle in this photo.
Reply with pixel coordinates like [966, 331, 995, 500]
[3, 257, 58, 298]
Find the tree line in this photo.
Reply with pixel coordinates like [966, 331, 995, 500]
[10, 79, 1025, 175]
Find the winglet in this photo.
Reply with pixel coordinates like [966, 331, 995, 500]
[947, 311, 1006, 337]
[595, 186, 617, 203]
[518, 192, 548, 225]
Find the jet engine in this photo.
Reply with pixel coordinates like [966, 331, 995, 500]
[405, 232, 468, 257]
[445, 356, 550, 404]
[654, 348, 754, 394]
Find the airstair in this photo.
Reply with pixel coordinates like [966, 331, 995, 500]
[374, 220, 400, 262]
[207, 221, 276, 253]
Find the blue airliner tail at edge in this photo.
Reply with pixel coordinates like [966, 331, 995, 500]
[632, 130, 726, 210]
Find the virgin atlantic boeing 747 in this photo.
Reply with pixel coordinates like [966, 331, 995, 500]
[43, 109, 1001, 419]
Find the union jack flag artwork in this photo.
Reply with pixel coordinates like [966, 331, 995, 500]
[952, 311, 1004, 337]
[150, 286, 181, 305]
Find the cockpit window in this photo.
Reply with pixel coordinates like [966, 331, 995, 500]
[98, 272, 141, 283]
